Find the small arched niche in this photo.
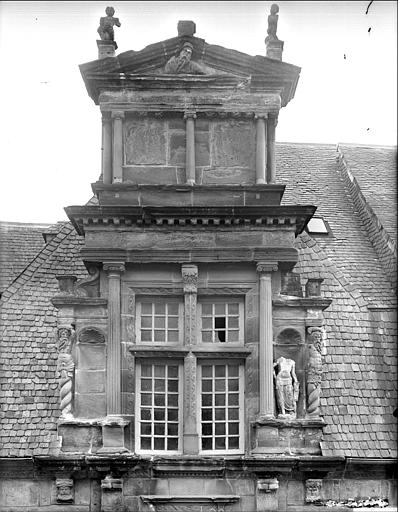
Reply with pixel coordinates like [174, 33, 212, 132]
[275, 327, 302, 345]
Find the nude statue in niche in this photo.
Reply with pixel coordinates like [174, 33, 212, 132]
[273, 356, 299, 418]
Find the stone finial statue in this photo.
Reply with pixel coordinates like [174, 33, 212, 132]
[164, 42, 207, 75]
[97, 7, 121, 48]
[265, 4, 280, 43]
[57, 325, 75, 419]
[273, 356, 299, 418]
[306, 327, 326, 417]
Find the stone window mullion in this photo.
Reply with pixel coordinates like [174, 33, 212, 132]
[181, 264, 199, 454]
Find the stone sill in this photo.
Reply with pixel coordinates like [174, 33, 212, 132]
[128, 345, 252, 358]
[253, 417, 325, 428]
[273, 297, 332, 309]
[141, 495, 240, 505]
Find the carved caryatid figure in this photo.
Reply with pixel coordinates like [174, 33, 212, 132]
[165, 42, 207, 75]
[306, 327, 326, 417]
[265, 4, 280, 43]
[97, 7, 121, 47]
[273, 356, 299, 418]
[57, 325, 75, 419]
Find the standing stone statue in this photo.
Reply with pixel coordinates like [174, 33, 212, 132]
[97, 7, 121, 48]
[164, 42, 207, 75]
[265, 4, 280, 43]
[57, 325, 75, 419]
[273, 356, 299, 418]
[306, 327, 325, 417]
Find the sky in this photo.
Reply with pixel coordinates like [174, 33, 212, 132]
[0, 1, 396, 223]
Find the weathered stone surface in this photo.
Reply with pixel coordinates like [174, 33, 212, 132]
[195, 131, 210, 167]
[201, 167, 253, 184]
[75, 370, 105, 393]
[287, 479, 304, 505]
[124, 119, 166, 165]
[78, 344, 106, 370]
[123, 166, 180, 184]
[169, 132, 186, 165]
[0, 479, 39, 507]
[75, 393, 106, 418]
[58, 424, 102, 452]
[212, 120, 255, 168]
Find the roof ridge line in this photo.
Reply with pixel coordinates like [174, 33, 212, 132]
[336, 145, 397, 292]
[0, 223, 75, 304]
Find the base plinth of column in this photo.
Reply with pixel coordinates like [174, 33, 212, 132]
[252, 417, 325, 456]
[183, 433, 199, 454]
[98, 416, 130, 454]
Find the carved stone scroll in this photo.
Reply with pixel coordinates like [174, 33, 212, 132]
[74, 265, 100, 297]
[306, 326, 325, 417]
[57, 325, 75, 419]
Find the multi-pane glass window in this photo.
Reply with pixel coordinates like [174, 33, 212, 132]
[199, 300, 243, 343]
[136, 362, 181, 453]
[199, 363, 243, 454]
[137, 300, 182, 343]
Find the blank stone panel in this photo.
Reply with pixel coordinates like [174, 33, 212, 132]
[124, 119, 166, 165]
[212, 120, 255, 168]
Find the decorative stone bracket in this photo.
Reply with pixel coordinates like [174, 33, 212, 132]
[101, 474, 123, 512]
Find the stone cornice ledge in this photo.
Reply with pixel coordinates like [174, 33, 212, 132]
[51, 296, 107, 307]
[273, 297, 332, 310]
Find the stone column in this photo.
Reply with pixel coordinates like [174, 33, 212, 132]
[266, 116, 277, 183]
[257, 262, 278, 418]
[184, 112, 196, 185]
[102, 113, 112, 184]
[111, 111, 124, 184]
[255, 114, 267, 184]
[181, 264, 199, 454]
[104, 262, 125, 416]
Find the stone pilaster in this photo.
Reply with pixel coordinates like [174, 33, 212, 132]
[255, 113, 267, 184]
[111, 111, 124, 184]
[101, 113, 112, 184]
[266, 115, 277, 183]
[184, 111, 196, 185]
[256, 262, 278, 419]
[181, 264, 199, 454]
[101, 475, 123, 512]
[104, 262, 125, 416]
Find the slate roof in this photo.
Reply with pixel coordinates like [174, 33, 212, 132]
[337, 144, 397, 245]
[0, 222, 52, 295]
[0, 143, 396, 458]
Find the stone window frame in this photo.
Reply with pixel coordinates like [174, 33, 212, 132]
[197, 297, 245, 346]
[135, 359, 184, 455]
[197, 359, 245, 456]
[135, 297, 184, 344]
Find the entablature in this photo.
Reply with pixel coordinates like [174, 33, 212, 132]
[65, 204, 316, 236]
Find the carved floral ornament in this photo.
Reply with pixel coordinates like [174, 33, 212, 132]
[181, 264, 198, 293]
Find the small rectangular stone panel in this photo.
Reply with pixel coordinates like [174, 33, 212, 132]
[124, 118, 166, 165]
[212, 119, 255, 169]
